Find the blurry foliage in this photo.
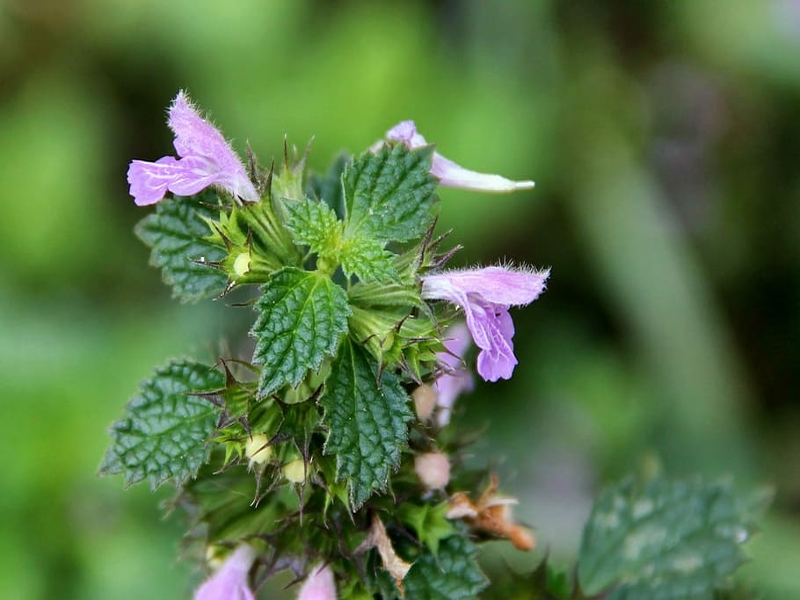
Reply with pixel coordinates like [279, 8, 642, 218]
[1, 0, 799, 598]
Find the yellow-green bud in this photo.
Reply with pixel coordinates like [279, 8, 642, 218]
[205, 545, 226, 570]
[245, 434, 272, 465]
[233, 251, 251, 277]
[283, 458, 306, 483]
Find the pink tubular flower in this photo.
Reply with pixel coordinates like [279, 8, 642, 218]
[434, 323, 474, 427]
[127, 90, 259, 206]
[382, 120, 535, 192]
[194, 545, 256, 600]
[297, 564, 337, 600]
[422, 266, 549, 382]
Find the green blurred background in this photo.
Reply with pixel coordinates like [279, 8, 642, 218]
[2, 0, 799, 598]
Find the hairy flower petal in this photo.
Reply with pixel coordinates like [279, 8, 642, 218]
[384, 120, 535, 192]
[168, 91, 259, 201]
[297, 564, 337, 600]
[422, 266, 549, 381]
[127, 90, 258, 205]
[194, 545, 256, 600]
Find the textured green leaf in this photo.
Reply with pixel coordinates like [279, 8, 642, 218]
[283, 197, 343, 256]
[284, 197, 396, 283]
[321, 340, 413, 509]
[340, 233, 398, 282]
[134, 192, 228, 302]
[403, 534, 489, 600]
[578, 476, 768, 600]
[99, 360, 224, 489]
[252, 268, 350, 397]
[343, 144, 437, 244]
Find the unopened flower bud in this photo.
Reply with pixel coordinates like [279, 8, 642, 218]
[283, 458, 306, 483]
[245, 434, 272, 465]
[414, 450, 450, 489]
[412, 383, 437, 421]
[233, 251, 251, 277]
[205, 545, 226, 571]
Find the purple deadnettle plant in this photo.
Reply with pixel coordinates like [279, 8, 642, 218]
[102, 92, 766, 600]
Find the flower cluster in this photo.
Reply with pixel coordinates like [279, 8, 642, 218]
[127, 92, 548, 389]
[116, 91, 549, 600]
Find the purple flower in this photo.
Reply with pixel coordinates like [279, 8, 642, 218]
[381, 120, 535, 192]
[422, 266, 549, 382]
[297, 564, 336, 600]
[127, 90, 259, 206]
[434, 323, 474, 427]
[194, 545, 256, 600]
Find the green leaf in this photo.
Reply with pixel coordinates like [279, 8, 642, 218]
[252, 267, 350, 397]
[403, 533, 489, 600]
[99, 360, 224, 489]
[134, 192, 228, 302]
[343, 144, 437, 244]
[283, 197, 397, 283]
[283, 197, 343, 257]
[321, 340, 413, 509]
[578, 476, 769, 600]
[340, 233, 398, 282]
